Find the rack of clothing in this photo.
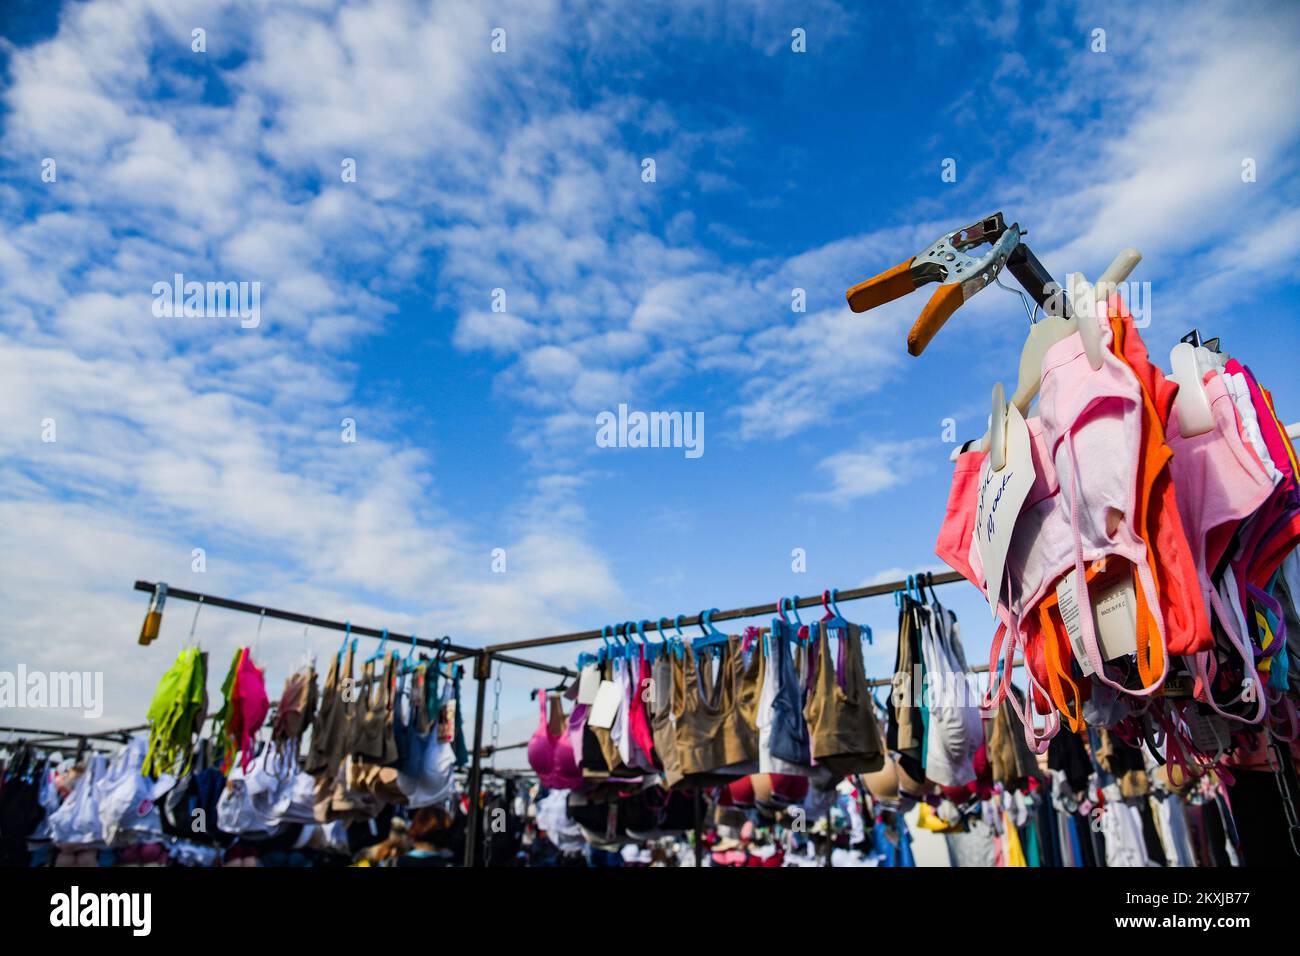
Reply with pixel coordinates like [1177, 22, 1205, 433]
[125, 571, 975, 866]
[848, 215, 1300, 865]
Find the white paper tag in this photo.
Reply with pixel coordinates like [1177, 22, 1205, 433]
[1094, 572, 1138, 661]
[1055, 568, 1138, 674]
[1054, 573, 1096, 677]
[974, 403, 1037, 618]
[588, 679, 621, 729]
[577, 663, 600, 704]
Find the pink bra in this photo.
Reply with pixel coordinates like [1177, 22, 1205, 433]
[1167, 371, 1273, 725]
[1035, 322, 1169, 698]
[527, 692, 583, 790]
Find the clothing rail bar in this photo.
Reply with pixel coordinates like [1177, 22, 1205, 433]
[132, 580, 484, 656]
[0, 724, 148, 743]
[475, 569, 968, 655]
[133, 581, 573, 678]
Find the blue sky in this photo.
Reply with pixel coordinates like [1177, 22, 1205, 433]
[2, 0, 1299, 756]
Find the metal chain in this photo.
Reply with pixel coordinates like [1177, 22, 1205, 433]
[489, 660, 502, 770]
[1265, 738, 1300, 857]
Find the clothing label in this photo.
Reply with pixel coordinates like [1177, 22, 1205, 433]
[588, 680, 621, 729]
[1161, 674, 1194, 698]
[576, 664, 600, 704]
[437, 699, 456, 743]
[1094, 572, 1139, 661]
[1186, 709, 1228, 755]
[1055, 569, 1138, 674]
[974, 403, 1037, 618]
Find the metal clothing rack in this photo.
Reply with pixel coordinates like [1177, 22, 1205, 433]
[1, 723, 149, 760]
[131, 569, 1008, 865]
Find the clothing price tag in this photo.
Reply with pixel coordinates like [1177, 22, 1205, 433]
[974, 403, 1037, 618]
[576, 663, 600, 704]
[588, 679, 621, 729]
[1055, 568, 1138, 674]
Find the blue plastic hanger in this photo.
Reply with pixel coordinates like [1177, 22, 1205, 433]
[692, 608, 729, 654]
[651, 617, 671, 662]
[366, 627, 390, 664]
[630, 619, 655, 661]
[400, 634, 418, 674]
[671, 614, 687, 659]
[820, 589, 846, 629]
[598, 624, 615, 665]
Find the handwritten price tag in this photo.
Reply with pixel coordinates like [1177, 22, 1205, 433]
[974, 403, 1036, 618]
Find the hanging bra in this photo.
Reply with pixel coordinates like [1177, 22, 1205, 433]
[527, 692, 584, 790]
[353, 652, 398, 764]
[648, 651, 684, 788]
[803, 620, 884, 776]
[226, 648, 270, 774]
[672, 637, 759, 783]
[625, 647, 659, 772]
[1035, 314, 1169, 697]
[1167, 370, 1274, 725]
[1106, 302, 1209, 659]
[304, 640, 355, 778]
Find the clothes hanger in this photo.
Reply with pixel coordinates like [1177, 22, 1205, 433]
[1169, 330, 1217, 438]
[187, 596, 205, 649]
[654, 617, 670, 646]
[399, 634, 420, 676]
[338, 620, 355, 662]
[530, 676, 569, 701]
[953, 248, 1143, 461]
[693, 608, 729, 653]
[300, 625, 315, 669]
[830, 587, 871, 644]
[821, 589, 846, 629]
[786, 596, 804, 628]
[672, 614, 687, 659]
[597, 624, 615, 665]
[252, 609, 265, 661]
[365, 628, 389, 664]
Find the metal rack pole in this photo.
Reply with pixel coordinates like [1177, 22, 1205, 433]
[132, 580, 571, 678]
[464, 651, 491, 868]
[474, 570, 968, 656]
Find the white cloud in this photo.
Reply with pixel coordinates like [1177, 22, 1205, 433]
[803, 438, 933, 506]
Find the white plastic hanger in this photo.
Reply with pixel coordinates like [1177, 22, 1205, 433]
[1168, 343, 1214, 437]
[1068, 272, 1105, 371]
[953, 248, 1142, 460]
[989, 382, 1008, 471]
[1169, 335, 1230, 439]
[1287, 422, 1300, 441]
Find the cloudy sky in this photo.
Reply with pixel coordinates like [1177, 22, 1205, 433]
[2, 0, 1298, 757]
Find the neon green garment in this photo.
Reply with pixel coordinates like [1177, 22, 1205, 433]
[141, 647, 206, 778]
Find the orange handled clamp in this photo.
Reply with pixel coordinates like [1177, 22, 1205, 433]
[845, 213, 1022, 356]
